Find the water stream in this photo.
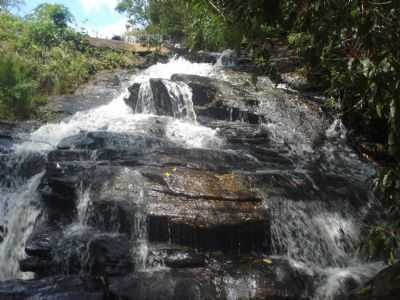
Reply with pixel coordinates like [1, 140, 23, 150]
[0, 56, 385, 299]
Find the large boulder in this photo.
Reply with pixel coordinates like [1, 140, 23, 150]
[109, 269, 219, 300]
[346, 262, 400, 300]
[171, 74, 262, 124]
[24, 225, 133, 277]
[0, 275, 105, 300]
[109, 257, 313, 300]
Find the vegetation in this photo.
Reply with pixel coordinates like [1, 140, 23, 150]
[117, 0, 399, 263]
[0, 2, 134, 120]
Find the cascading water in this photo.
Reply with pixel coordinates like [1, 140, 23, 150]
[0, 172, 44, 280]
[265, 118, 384, 300]
[216, 49, 237, 67]
[0, 57, 221, 281]
[0, 55, 387, 299]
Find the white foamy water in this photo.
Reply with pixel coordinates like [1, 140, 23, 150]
[314, 262, 384, 300]
[0, 172, 44, 280]
[134, 56, 215, 83]
[224, 274, 258, 300]
[166, 119, 223, 148]
[15, 57, 222, 154]
[77, 185, 92, 225]
[162, 80, 196, 121]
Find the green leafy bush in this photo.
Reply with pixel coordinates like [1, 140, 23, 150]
[0, 52, 42, 119]
[0, 6, 134, 120]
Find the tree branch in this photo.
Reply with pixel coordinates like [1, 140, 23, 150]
[205, 0, 226, 21]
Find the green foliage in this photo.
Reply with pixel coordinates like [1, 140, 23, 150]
[29, 3, 73, 28]
[0, 52, 42, 119]
[116, 0, 148, 26]
[116, 0, 279, 51]
[0, 6, 134, 120]
[285, 1, 400, 156]
[365, 225, 399, 265]
[287, 32, 312, 56]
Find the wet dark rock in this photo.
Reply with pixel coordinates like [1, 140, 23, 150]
[164, 250, 205, 269]
[126, 79, 200, 118]
[86, 199, 136, 236]
[51, 230, 133, 276]
[19, 152, 47, 179]
[0, 151, 46, 189]
[35, 146, 270, 253]
[25, 224, 61, 258]
[148, 216, 268, 253]
[38, 164, 80, 215]
[345, 262, 400, 300]
[41, 69, 132, 122]
[108, 257, 313, 300]
[85, 164, 268, 251]
[0, 225, 7, 243]
[0, 135, 13, 154]
[25, 224, 133, 277]
[223, 257, 314, 300]
[143, 167, 261, 202]
[57, 131, 174, 153]
[123, 74, 264, 124]
[145, 245, 205, 269]
[197, 104, 264, 125]
[125, 83, 141, 111]
[109, 269, 219, 300]
[171, 74, 260, 110]
[148, 78, 179, 117]
[140, 53, 170, 69]
[0, 275, 105, 300]
[171, 74, 217, 106]
[185, 50, 219, 64]
[19, 256, 54, 275]
[84, 233, 134, 276]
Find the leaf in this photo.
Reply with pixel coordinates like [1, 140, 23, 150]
[262, 259, 273, 264]
[376, 104, 384, 118]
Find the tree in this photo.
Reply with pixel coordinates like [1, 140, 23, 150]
[30, 3, 73, 28]
[0, 0, 24, 12]
[116, 0, 149, 26]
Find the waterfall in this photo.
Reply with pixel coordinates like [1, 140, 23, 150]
[0, 57, 219, 282]
[135, 81, 155, 114]
[216, 49, 237, 67]
[161, 79, 196, 121]
[0, 172, 44, 280]
[0, 55, 387, 300]
[134, 79, 197, 121]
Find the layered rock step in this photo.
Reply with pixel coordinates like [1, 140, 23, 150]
[28, 131, 269, 260]
[2, 68, 381, 300]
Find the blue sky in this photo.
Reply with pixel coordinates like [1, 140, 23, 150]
[18, 0, 128, 38]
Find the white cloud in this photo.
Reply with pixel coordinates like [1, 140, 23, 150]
[86, 18, 128, 39]
[80, 0, 119, 13]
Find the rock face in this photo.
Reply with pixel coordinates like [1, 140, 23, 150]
[42, 69, 132, 121]
[0, 58, 382, 300]
[346, 262, 400, 300]
[0, 276, 105, 300]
